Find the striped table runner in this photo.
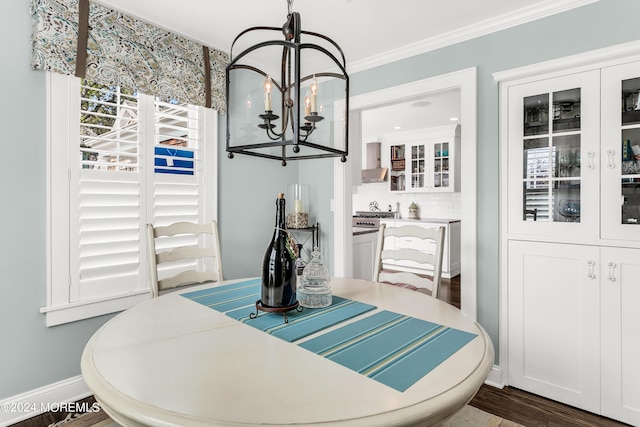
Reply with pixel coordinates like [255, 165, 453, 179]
[181, 279, 477, 392]
[299, 310, 477, 392]
[181, 278, 376, 342]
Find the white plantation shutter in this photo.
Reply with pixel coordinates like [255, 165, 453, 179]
[43, 72, 217, 326]
[71, 173, 143, 301]
[152, 101, 202, 225]
[524, 146, 552, 221]
[69, 82, 144, 301]
[151, 102, 206, 282]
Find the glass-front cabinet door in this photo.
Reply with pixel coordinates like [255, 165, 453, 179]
[386, 125, 459, 193]
[601, 62, 640, 241]
[409, 143, 425, 190]
[431, 140, 451, 190]
[389, 144, 406, 192]
[507, 71, 600, 240]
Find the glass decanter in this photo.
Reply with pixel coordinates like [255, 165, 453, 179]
[298, 247, 332, 308]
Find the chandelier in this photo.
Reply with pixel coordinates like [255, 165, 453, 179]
[225, 0, 349, 166]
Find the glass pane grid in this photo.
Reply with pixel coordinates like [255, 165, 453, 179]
[621, 77, 640, 225]
[522, 89, 582, 223]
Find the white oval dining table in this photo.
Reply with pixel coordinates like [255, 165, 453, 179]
[81, 277, 494, 427]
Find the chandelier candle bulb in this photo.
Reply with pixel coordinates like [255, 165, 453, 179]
[310, 76, 318, 113]
[263, 76, 272, 111]
[304, 93, 311, 117]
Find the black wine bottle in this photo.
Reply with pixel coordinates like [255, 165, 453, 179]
[261, 193, 298, 308]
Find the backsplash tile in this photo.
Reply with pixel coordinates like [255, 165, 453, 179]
[353, 182, 461, 220]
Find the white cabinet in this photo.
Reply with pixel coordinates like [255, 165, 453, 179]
[600, 246, 640, 425]
[502, 59, 640, 426]
[601, 64, 640, 241]
[507, 241, 600, 412]
[352, 231, 378, 280]
[507, 61, 640, 243]
[380, 220, 460, 279]
[508, 241, 640, 425]
[384, 125, 460, 193]
[506, 70, 601, 242]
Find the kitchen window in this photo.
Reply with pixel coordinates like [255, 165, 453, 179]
[41, 72, 218, 326]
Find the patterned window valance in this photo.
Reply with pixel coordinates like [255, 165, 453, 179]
[30, 0, 228, 111]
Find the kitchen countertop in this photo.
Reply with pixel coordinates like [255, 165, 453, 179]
[386, 218, 461, 224]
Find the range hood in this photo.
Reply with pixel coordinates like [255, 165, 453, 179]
[361, 142, 388, 183]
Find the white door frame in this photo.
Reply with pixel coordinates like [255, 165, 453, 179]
[333, 67, 478, 319]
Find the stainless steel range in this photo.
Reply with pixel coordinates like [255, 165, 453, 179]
[352, 210, 397, 228]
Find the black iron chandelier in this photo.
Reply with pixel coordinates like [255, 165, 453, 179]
[225, 0, 349, 166]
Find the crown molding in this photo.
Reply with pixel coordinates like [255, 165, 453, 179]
[348, 0, 600, 74]
[493, 39, 640, 83]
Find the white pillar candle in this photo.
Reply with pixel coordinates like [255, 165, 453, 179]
[304, 93, 311, 117]
[310, 76, 317, 113]
[263, 76, 272, 111]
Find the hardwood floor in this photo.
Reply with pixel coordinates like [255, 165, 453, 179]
[443, 275, 631, 427]
[11, 276, 632, 427]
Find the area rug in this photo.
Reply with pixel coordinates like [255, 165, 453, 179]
[439, 405, 525, 426]
[49, 404, 524, 426]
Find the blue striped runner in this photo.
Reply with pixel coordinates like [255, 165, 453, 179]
[181, 279, 376, 342]
[299, 310, 477, 392]
[182, 280, 477, 392]
[181, 278, 262, 312]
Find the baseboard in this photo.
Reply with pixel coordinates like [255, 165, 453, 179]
[484, 364, 505, 389]
[0, 376, 90, 427]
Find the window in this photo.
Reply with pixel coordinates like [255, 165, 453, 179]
[41, 73, 218, 326]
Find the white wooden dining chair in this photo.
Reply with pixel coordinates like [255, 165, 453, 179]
[373, 223, 445, 299]
[146, 220, 223, 297]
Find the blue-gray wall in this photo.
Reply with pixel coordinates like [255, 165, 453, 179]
[2, 0, 639, 400]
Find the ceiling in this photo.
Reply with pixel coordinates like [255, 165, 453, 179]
[95, 0, 593, 73]
[94, 0, 594, 140]
[361, 89, 461, 141]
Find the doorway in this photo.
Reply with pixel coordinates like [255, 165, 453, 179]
[332, 68, 478, 319]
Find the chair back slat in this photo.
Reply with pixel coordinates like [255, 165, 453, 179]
[373, 223, 445, 299]
[146, 220, 223, 297]
[377, 271, 435, 290]
[156, 246, 216, 264]
[158, 270, 221, 292]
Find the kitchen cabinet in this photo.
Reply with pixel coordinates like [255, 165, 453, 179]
[379, 219, 460, 279]
[507, 61, 640, 242]
[601, 64, 640, 241]
[352, 230, 378, 280]
[385, 125, 460, 193]
[507, 240, 600, 413]
[600, 246, 640, 425]
[506, 70, 600, 241]
[502, 59, 640, 425]
[508, 241, 640, 425]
